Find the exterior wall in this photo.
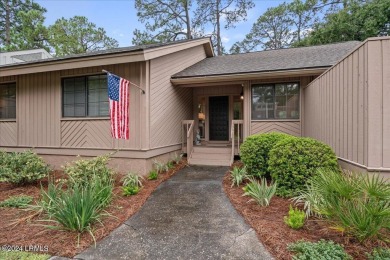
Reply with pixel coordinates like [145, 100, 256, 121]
[248, 76, 314, 137]
[150, 45, 206, 148]
[303, 37, 390, 172]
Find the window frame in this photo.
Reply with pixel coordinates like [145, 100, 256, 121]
[61, 74, 109, 118]
[0, 82, 17, 120]
[251, 82, 300, 121]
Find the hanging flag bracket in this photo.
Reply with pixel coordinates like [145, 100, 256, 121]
[102, 69, 145, 94]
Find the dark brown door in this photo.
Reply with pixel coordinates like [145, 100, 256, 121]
[209, 96, 229, 141]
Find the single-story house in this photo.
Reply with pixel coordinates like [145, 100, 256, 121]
[0, 36, 388, 175]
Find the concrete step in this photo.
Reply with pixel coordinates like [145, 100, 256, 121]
[192, 146, 231, 154]
[191, 153, 231, 160]
[189, 158, 231, 166]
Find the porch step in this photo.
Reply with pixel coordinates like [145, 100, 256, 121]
[188, 146, 232, 166]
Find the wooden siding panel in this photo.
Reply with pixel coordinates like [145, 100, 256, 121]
[251, 122, 301, 136]
[150, 45, 206, 148]
[0, 122, 17, 146]
[304, 37, 390, 170]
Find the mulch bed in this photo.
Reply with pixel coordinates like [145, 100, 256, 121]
[223, 161, 388, 260]
[0, 159, 187, 258]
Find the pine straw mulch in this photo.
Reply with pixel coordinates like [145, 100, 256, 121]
[0, 159, 188, 258]
[223, 161, 389, 260]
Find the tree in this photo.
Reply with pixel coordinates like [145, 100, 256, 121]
[288, 0, 318, 43]
[0, 0, 46, 49]
[48, 16, 119, 57]
[193, 0, 255, 55]
[132, 0, 194, 45]
[295, 0, 390, 46]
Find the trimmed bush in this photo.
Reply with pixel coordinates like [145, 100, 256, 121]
[240, 132, 291, 177]
[288, 240, 352, 260]
[268, 137, 338, 197]
[0, 150, 50, 185]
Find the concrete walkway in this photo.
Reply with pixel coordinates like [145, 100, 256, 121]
[75, 165, 273, 260]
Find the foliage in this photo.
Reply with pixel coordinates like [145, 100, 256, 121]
[36, 171, 114, 244]
[153, 160, 169, 174]
[240, 132, 290, 177]
[0, 150, 50, 185]
[48, 16, 119, 57]
[63, 155, 113, 186]
[122, 185, 140, 196]
[230, 166, 248, 187]
[121, 172, 143, 188]
[0, 195, 33, 208]
[288, 240, 352, 260]
[148, 170, 158, 180]
[292, 180, 325, 218]
[284, 205, 306, 229]
[242, 178, 277, 206]
[172, 153, 183, 164]
[0, 251, 50, 260]
[268, 137, 338, 197]
[294, 0, 390, 47]
[367, 247, 390, 260]
[294, 169, 390, 242]
[167, 161, 175, 169]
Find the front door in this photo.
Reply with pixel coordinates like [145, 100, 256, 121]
[209, 96, 229, 141]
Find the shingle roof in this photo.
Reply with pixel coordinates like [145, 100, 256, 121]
[172, 41, 361, 78]
[11, 52, 42, 62]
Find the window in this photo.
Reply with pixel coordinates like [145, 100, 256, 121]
[0, 83, 16, 119]
[251, 83, 299, 120]
[62, 75, 109, 117]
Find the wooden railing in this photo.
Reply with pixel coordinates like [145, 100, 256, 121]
[231, 120, 244, 165]
[182, 120, 195, 160]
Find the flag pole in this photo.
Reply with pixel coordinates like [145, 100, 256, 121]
[102, 69, 145, 94]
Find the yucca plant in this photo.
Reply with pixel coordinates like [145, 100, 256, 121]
[243, 178, 277, 206]
[172, 153, 183, 164]
[121, 172, 143, 188]
[230, 166, 248, 187]
[153, 160, 168, 174]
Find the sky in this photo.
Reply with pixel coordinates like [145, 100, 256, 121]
[35, 0, 289, 50]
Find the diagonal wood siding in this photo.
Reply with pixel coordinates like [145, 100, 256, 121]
[0, 122, 17, 146]
[251, 121, 301, 136]
[303, 37, 390, 170]
[150, 45, 206, 148]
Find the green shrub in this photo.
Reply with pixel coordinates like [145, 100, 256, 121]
[230, 166, 248, 187]
[288, 240, 352, 260]
[367, 247, 390, 260]
[148, 170, 158, 180]
[0, 251, 50, 260]
[167, 161, 174, 169]
[240, 132, 290, 177]
[63, 155, 113, 186]
[268, 137, 338, 197]
[0, 195, 33, 208]
[122, 185, 140, 196]
[294, 169, 390, 242]
[242, 178, 277, 206]
[0, 150, 50, 185]
[284, 205, 305, 229]
[121, 172, 143, 187]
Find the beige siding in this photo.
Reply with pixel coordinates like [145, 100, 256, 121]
[0, 122, 17, 146]
[150, 45, 206, 148]
[251, 121, 301, 136]
[303, 37, 390, 171]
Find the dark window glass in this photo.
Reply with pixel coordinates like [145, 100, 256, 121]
[0, 83, 16, 119]
[62, 75, 109, 117]
[251, 83, 299, 120]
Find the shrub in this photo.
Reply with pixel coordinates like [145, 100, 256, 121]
[367, 247, 390, 260]
[173, 153, 183, 164]
[153, 160, 168, 174]
[230, 166, 248, 187]
[148, 170, 158, 180]
[167, 161, 174, 169]
[0, 195, 33, 208]
[268, 137, 338, 197]
[294, 169, 390, 242]
[63, 155, 113, 186]
[242, 178, 277, 206]
[288, 240, 352, 260]
[122, 185, 140, 196]
[240, 132, 290, 177]
[284, 205, 305, 229]
[121, 172, 143, 187]
[0, 150, 50, 185]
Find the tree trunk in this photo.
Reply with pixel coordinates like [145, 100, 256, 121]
[184, 0, 191, 39]
[216, 0, 221, 55]
[5, 0, 10, 45]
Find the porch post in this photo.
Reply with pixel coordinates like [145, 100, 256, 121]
[243, 80, 251, 139]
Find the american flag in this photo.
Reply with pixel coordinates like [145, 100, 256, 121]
[107, 73, 130, 139]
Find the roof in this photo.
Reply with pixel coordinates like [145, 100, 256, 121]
[172, 41, 361, 79]
[11, 52, 43, 62]
[0, 37, 212, 69]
